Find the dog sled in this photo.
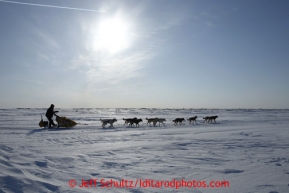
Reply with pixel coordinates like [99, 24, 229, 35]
[39, 113, 77, 128]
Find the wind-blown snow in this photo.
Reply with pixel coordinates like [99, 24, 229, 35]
[0, 108, 288, 193]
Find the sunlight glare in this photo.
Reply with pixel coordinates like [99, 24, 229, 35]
[95, 16, 131, 54]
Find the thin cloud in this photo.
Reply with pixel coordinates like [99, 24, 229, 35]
[70, 45, 158, 95]
[30, 29, 63, 66]
[86, 50, 156, 85]
[0, 0, 108, 13]
[34, 30, 60, 50]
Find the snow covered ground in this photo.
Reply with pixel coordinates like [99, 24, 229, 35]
[0, 108, 289, 193]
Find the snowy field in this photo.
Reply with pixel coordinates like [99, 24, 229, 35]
[0, 108, 289, 193]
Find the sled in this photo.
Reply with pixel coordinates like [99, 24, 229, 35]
[55, 113, 77, 128]
[38, 113, 77, 128]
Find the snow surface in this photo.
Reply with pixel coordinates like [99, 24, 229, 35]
[0, 108, 289, 193]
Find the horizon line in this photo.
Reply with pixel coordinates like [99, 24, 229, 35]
[2, 107, 289, 110]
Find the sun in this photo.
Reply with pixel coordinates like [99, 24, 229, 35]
[94, 16, 131, 54]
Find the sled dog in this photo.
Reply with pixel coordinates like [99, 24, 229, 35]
[203, 116, 218, 123]
[123, 118, 137, 126]
[153, 118, 166, 126]
[187, 116, 197, 124]
[128, 118, 143, 127]
[208, 116, 218, 123]
[146, 118, 158, 126]
[100, 118, 117, 128]
[203, 117, 210, 122]
[173, 118, 185, 126]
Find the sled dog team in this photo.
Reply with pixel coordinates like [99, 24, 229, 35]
[100, 116, 218, 128]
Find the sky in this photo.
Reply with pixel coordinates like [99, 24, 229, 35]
[0, 0, 289, 109]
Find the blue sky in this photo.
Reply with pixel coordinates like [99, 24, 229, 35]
[0, 0, 288, 108]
